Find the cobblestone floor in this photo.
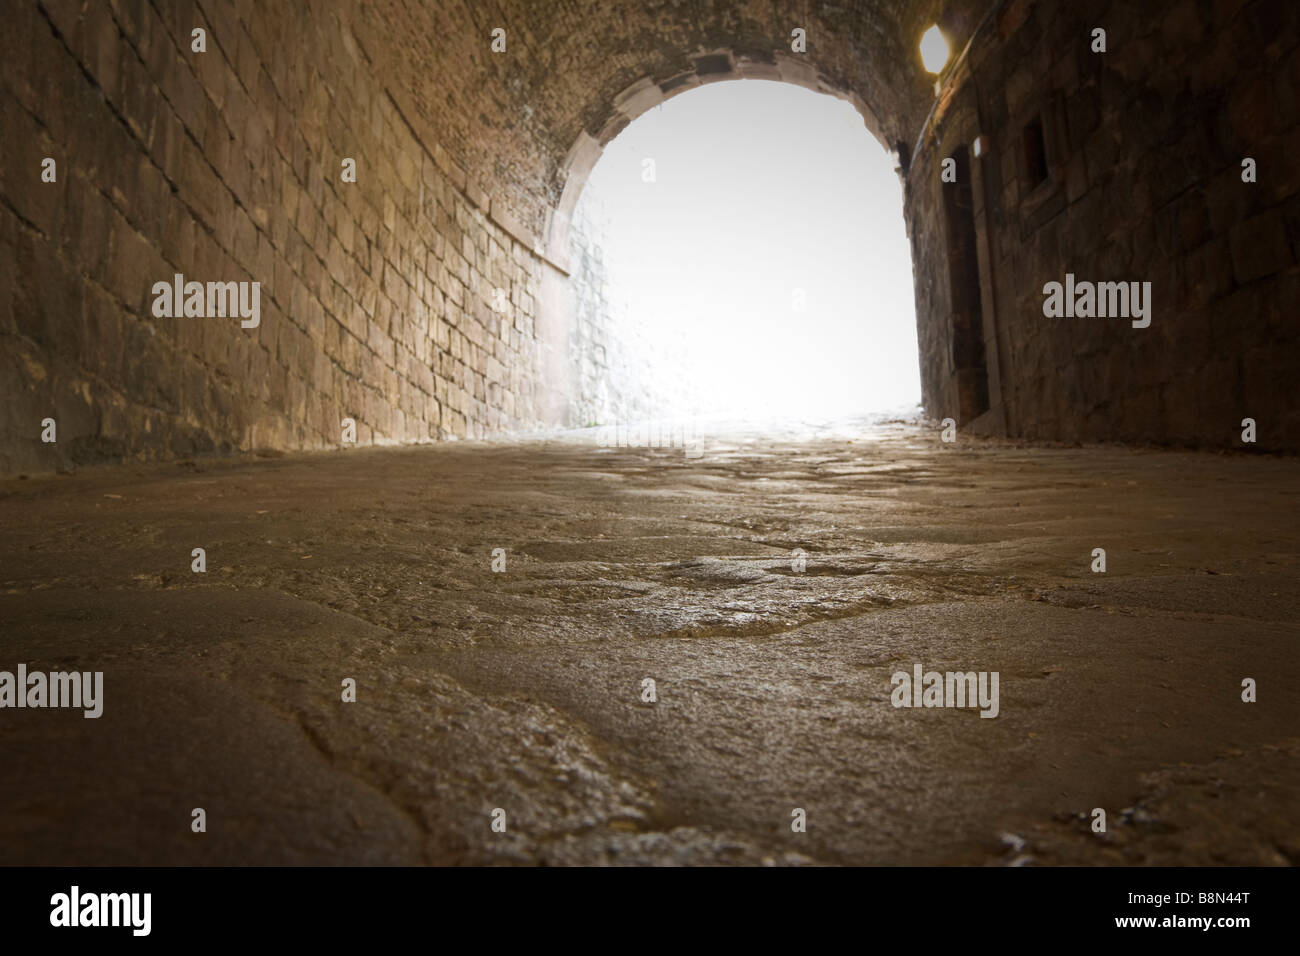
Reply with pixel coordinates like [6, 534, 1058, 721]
[1, 421, 1296, 864]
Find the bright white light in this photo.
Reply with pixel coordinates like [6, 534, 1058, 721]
[920, 25, 949, 74]
[579, 81, 921, 423]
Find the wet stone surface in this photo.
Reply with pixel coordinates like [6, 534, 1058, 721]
[0, 422, 1297, 864]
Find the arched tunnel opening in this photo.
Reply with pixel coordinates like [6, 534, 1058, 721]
[0, 0, 1298, 914]
[564, 79, 921, 429]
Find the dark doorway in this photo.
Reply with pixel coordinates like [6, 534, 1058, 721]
[942, 144, 990, 421]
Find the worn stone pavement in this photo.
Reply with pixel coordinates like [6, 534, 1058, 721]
[0, 421, 1297, 865]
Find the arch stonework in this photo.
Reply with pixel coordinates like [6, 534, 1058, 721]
[544, 52, 895, 267]
[353, 0, 961, 239]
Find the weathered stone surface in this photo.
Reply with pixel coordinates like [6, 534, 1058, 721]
[908, 0, 1298, 451]
[1, 0, 553, 475]
[0, 422, 1296, 864]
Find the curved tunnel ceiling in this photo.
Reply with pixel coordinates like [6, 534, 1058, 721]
[351, 0, 989, 239]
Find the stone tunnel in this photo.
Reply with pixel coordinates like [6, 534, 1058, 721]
[0, 0, 1298, 870]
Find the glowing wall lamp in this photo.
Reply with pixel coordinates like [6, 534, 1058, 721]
[920, 25, 950, 75]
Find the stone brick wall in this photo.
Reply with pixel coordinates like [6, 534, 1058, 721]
[565, 195, 627, 426]
[3, 0, 1295, 473]
[1, 0, 558, 475]
[564, 191, 698, 427]
[0, 0, 951, 476]
[907, 0, 1299, 451]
